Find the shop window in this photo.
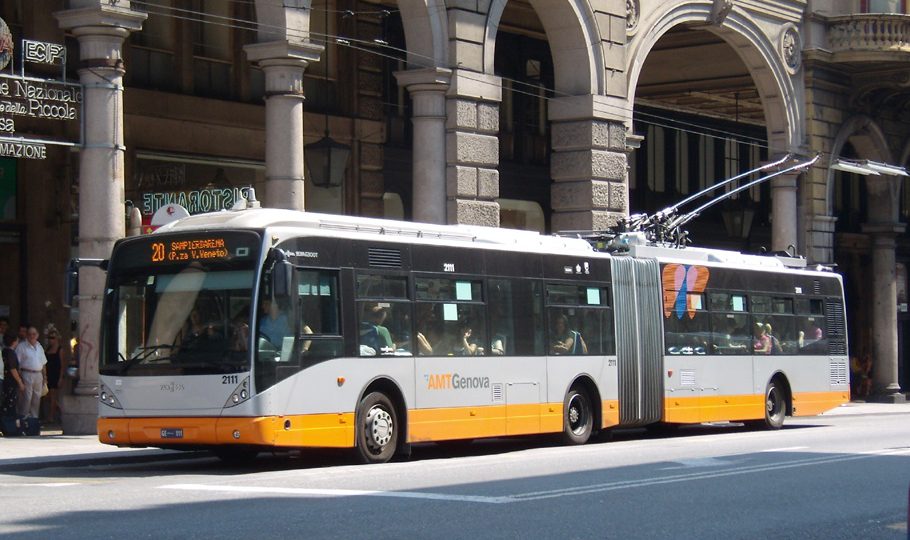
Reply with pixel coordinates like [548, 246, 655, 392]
[190, 0, 233, 99]
[128, 0, 177, 91]
[498, 199, 545, 233]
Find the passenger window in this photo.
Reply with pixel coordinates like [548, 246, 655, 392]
[546, 284, 613, 356]
[415, 278, 485, 356]
[664, 292, 709, 355]
[356, 274, 411, 356]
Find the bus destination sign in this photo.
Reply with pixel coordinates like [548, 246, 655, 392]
[113, 230, 261, 272]
[150, 237, 239, 263]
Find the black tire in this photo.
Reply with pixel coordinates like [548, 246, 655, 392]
[748, 380, 786, 430]
[562, 388, 593, 445]
[213, 446, 259, 465]
[355, 392, 398, 464]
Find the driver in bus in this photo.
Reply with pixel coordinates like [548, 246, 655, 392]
[259, 298, 291, 346]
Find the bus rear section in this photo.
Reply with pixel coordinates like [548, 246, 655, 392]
[648, 250, 849, 428]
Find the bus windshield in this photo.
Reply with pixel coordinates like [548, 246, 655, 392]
[101, 267, 255, 375]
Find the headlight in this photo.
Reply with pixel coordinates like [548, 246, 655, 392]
[223, 377, 251, 408]
[98, 384, 123, 409]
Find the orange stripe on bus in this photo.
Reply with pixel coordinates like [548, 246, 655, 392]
[791, 391, 850, 416]
[662, 391, 848, 423]
[98, 391, 841, 450]
[100, 400, 620, 448]
[98, 414, 356, 448]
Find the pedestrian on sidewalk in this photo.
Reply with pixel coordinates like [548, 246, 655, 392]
[42, 328, 68, 425]
[15, 326, 46, 421]
[2, 333, 24, 418]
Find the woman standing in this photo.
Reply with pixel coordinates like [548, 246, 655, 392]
[43, 329, 68, 425]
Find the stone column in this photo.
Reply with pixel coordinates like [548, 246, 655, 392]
[549, 95, 628, 232]
[245, 41, 323, 210]
[55, 3, 146, 435]
[805, 214, 836, 265]
[862, 223, 906, 402]
[771, 172, 798, 253]
[394, 68, 451, 224]
[446, 70, 501, 226]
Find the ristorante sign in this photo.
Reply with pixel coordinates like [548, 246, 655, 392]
[0, 18, 82, 160]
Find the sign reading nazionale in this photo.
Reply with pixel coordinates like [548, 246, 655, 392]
[0, 17, 82, 160]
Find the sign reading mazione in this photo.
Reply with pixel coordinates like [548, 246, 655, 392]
[0, 18, 82, 160]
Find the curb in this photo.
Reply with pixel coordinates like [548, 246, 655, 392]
[0, 449, 210, 473]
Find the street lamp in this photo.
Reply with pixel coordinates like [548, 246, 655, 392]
[305, 4, 351, 188]
[306, 134, 350, 188]
[831, 159, 910, 176]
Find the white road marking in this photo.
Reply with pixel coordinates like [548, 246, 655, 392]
[0, 482, 80, 487]
[659, 457, 739, 470]
[510, 448, 910, 501]
[760, 446, 809, 452]
[160, 484, 512, 504]
[160, 448, 910, 505]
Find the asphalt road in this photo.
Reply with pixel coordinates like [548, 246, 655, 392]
[2, 412, 908, 539]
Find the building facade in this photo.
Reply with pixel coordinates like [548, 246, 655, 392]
[0, 0, 906, 433]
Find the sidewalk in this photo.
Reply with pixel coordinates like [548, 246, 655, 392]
[1, 401, 907, 472]
[0, 428, 203, 472]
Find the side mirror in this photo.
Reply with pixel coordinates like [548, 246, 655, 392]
[63, 260, 79, 308]
[62, 258, 108, 308]
[270, 250, 294, 299]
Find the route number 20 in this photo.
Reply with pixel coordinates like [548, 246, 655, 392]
[151, 242, 166, 262]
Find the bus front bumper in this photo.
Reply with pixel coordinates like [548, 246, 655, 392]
[98, 414, 355, 449]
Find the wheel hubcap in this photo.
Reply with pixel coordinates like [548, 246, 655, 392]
[365, 406, 393, 450]
[766, 388, 781, 416]
[568, 395, 586, 434]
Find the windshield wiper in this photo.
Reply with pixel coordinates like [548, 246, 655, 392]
[119, 344, 176, 373]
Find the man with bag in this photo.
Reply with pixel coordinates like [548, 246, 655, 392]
[15, 326, 47, 429]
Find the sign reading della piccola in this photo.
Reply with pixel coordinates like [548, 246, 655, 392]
[0, 17, 82, 160]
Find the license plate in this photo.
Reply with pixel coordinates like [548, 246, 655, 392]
[160, 428, 184, 439]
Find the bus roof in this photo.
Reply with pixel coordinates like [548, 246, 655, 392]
[154, 207, 597, 254]
[155, 207, 833, 275]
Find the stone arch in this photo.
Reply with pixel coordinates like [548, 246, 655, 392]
[398, 0, 449, 68]
[827, 115, 898, 223]
[484, 0, 604, 94]
[626, 3, 801, 155]
[900, 138, 910, 167]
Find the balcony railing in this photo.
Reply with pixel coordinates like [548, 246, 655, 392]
[826, 14, 910, 58]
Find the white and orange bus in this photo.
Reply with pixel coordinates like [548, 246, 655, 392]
[91, 205, 849, 463]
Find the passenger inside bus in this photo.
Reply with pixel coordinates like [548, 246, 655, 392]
[551, 314, 587, 355]
[415, 304, 438, 355]
[449, 318, 483, 356]
[764, 323, 783, 354]
[229, 306, 250, 352]
[753, 323, 771, 354]
[359, 303, 394, 356]
[180, 307, 223, 350]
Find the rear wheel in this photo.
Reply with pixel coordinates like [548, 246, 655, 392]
[355, 392, 398, 464]
[748, 380, 786, 430]
[562, 388, 593, 445]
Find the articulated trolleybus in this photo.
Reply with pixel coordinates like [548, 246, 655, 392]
[95, 200, 848, 464]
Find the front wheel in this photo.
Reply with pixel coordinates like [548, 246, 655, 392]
[561, 388, 593, 445]
[355, 392, 398, 464]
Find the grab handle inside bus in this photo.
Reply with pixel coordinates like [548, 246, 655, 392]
[63, 258, 108, 308]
